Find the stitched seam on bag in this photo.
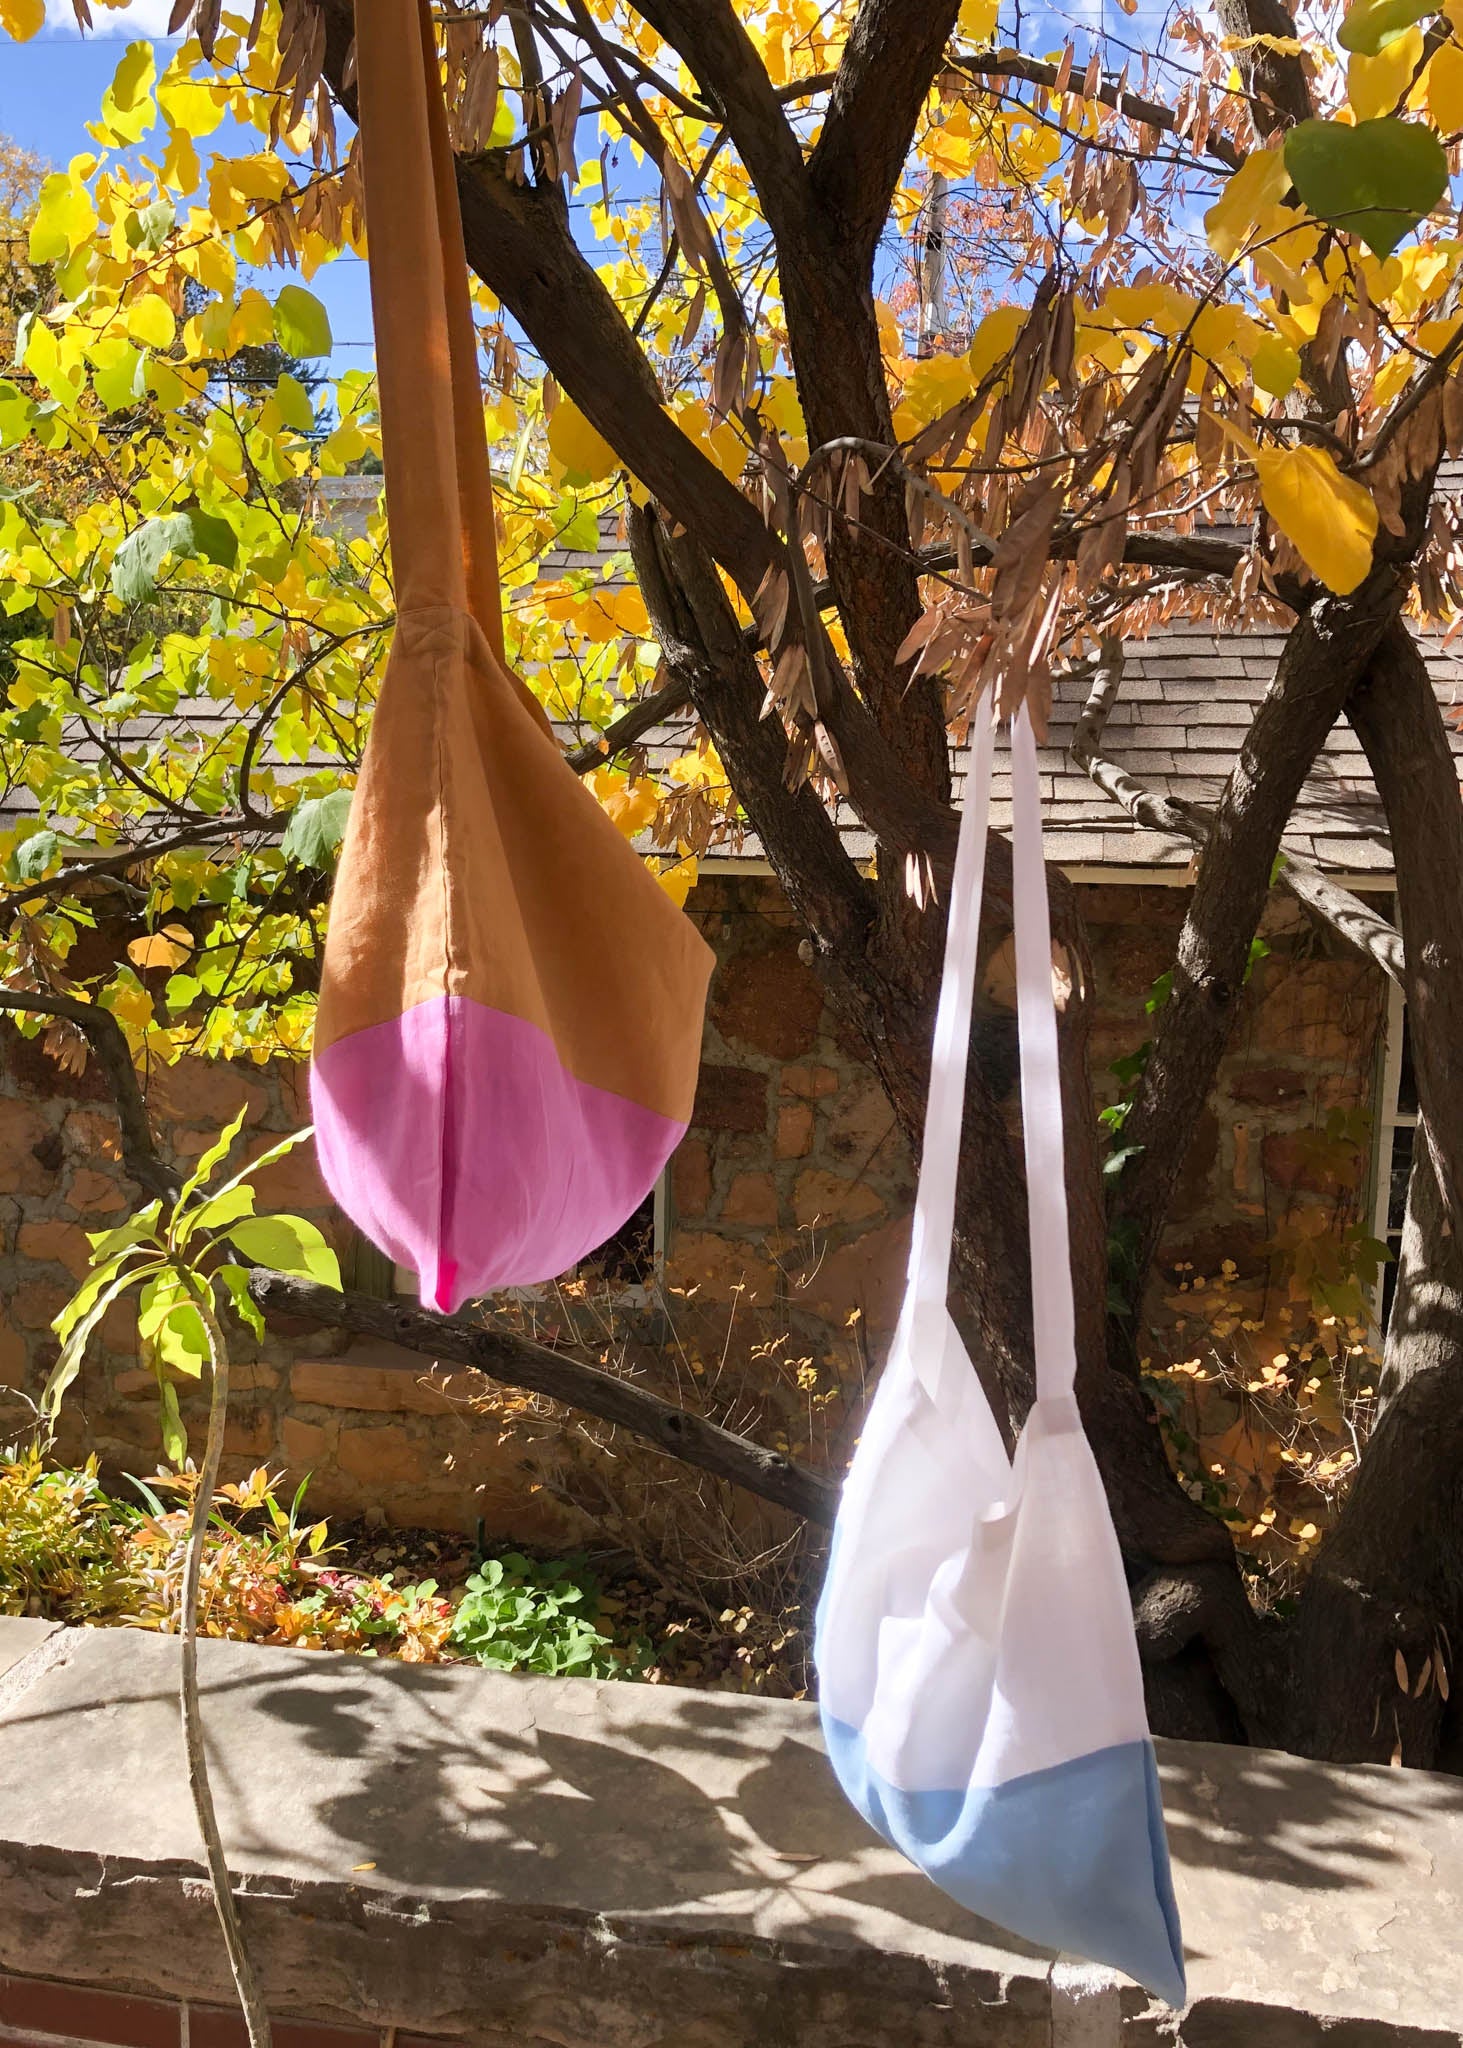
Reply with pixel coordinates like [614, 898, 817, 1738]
[431, 639, 454, 1298]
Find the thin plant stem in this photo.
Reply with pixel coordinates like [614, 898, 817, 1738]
[179, 1297, 273, 2048]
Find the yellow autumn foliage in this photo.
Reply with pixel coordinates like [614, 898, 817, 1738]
[1255, 446, 1379, 594]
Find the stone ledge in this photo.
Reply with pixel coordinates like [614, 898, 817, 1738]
[0, 1621, 1460, 2046]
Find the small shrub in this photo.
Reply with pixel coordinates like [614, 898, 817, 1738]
[449, 1551, 635, 1678]
[0, 1447, 138, 1622]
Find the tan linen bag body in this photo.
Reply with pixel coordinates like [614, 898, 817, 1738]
[312, 0, 712, 1311]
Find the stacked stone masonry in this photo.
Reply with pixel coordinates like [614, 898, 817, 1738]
[0, 875, 1385, 1538]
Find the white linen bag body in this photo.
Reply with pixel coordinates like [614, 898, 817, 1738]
[816, 705, 1186, 2008]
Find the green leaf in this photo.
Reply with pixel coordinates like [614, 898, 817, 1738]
[139, 1274, 209, 1377]
[92, 342, 147, 414]
[185, 507, 238, 569]
[158, 1375, 187, 1466]
[204, 1123, 314, 1206]
[111, 513, 195, 603]
[554, 495, 601, 553]
[53, 1244, 152, 1345]
[215, 1262, 266, 1340]
[12, 829, 58, 881]
[1284, 117, 1448, 259]
[84, 1201, 162, 1267]
[273, 284, 332, 360]
[174, 1181, 255, 1245]
[111, 508, 237, 601]
[281, 789, 352, 869]
[1338, 0, 1430, 54]
[130, 198, 175, 253]
[1144, 970, 1173, 1016]
[1102, 1144, 1144, 1181]
[224, 1213, 341, 1288]
[273, 371, 316, 433]
[42, 1268, 151, 1423]
[172, 1102, 250, 1217]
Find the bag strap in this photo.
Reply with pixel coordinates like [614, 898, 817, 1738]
[905, 702, 1076, 1412]
[355, 0, 506, 659]
[906, 708, 995, 1319]
[1011, 704, 1077, 1408]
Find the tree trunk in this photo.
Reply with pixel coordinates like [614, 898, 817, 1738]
[1285, 1140, 1463, 1763]
[1349, 626, 1463, 1226]
[1282, 622, 1463, 1764]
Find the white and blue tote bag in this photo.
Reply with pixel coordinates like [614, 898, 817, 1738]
[816, 704, 1186, 2007]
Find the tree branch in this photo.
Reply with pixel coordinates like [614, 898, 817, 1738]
[808, 0, 963, 264]
[1109, 562, 1413, 1316]
[249, 1270, 836, 1526]
[629, 0, 813, 246]
[1069, 642, 1406, 988]
[627, 503, 876, 959]
[0, 962, 838, 1530]
[1349, 620, 1463, 1226]
[568, 522, 1258, 775]
[0, 817, 284, 932]
[949, 51, 1242, 171]
[0, 992, 178, 1202]
[1215, 0, 1314, 135]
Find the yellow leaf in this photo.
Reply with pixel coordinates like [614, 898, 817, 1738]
[156, 73, 227, 140]
[0, 0, 44, 40]
[901, 350, 973, 424]
[1255, 445, 1378, 593]
[106, 975, 155, 1033]
[125, 295, 176, 351]
[586, 768, 658, 838]
[654, 855, 698, 907]
[161, 125, 201, 195]
[1427, 41, 1463, 131]
[29, 173, 98, 267]
[128, 929, 193, 972]
[1205, 147, 1291, 262]
[957, 0, 999, 43]
[94, 40, 156, 145]
[229, 288, 275, 351]
[546, 399, 618, 482]
[966, 305, 1025, 383]
[1251, 334, 1301, 398]
[1348, 28, 1423, 122]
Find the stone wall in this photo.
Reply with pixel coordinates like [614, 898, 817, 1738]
[3, 1619, 1462, 2046]
[0, 872, 1387, 1542]
[1081, 884, 1387, 1332]
[666, 874, 916, 1339]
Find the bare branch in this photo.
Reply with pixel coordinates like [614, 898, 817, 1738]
[951, 51, 1242, 171]
[248, 1270, 837, 1526]
[1069, 643, 1406, 987]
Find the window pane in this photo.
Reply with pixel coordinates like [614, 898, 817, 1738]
[1398, 1008, 1417, 1119]
[1387, 1123, 1415, 1237]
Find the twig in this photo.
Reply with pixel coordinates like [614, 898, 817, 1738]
[948, 50, 1244, 171]
[180, 1300, 272, 2048]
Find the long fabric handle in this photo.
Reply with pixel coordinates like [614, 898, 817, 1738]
[1011, 706, 1077, 1408]
[905, 702, 1076, 1411]
[355, 0, 506, 655]
[906, 708, 996, 1315]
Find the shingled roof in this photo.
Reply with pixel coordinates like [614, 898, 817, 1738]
[540, 519, 1463, 883]
[8, 487, 1460, 884]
